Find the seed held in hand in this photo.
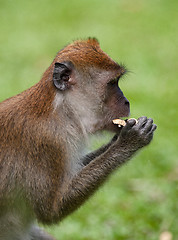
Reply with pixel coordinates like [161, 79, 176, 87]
[112, 118, 138, 127]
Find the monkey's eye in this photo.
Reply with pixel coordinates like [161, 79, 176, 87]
[108, 76, 120, 86]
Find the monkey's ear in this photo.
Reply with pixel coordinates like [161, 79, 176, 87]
[53, 62, 74, 91]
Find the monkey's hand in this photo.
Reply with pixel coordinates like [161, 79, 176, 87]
[116, 116, 157, 152]
[46, 117, 157, 222]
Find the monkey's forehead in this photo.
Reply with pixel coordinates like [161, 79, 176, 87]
[54, 38, 121, 71]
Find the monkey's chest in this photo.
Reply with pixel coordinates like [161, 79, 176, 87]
[0, 204, 34, 240]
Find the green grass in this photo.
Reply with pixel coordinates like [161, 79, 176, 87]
[0, 0, 177, 239]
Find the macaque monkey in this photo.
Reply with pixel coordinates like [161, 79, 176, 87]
[0, 38, 157, 240]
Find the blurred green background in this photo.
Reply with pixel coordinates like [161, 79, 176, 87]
[0, 0, 177, 239]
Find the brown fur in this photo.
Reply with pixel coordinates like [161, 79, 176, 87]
[0, 38, 156, 240]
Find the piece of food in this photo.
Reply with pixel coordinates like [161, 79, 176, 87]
[112, 119, 126, 127]
[112, 118, 138, 127]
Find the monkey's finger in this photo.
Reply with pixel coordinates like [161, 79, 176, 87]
[146, 123, 157, 136]
[148, 124, 157, 134]
[122, 118, 137, 133]
[135, 116, 147, 129]
[142, 118, 153, 133]
[146, 124, 157, 143]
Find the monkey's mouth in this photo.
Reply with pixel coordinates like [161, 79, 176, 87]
[94, 116, 129, 134]
[105, 112, 130, 133]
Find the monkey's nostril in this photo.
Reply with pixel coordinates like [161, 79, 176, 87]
[125, 100, 130, 107]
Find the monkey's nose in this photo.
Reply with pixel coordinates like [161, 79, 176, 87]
[125, 100, 130, 108]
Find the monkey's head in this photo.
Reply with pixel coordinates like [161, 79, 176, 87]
[51, 38, 130, 134]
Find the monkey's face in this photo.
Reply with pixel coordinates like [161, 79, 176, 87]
[52, 38, 130, 134]
[52, 63, 130, 134]
[102, 74, 130, 132]
[83, 67, 130, 133]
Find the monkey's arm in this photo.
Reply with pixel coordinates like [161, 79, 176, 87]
[82, 134, 118, 166]
[50, 117, 156, 222]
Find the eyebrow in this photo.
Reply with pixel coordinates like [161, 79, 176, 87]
[119, 62, 128, 72]
[115, 63, 128, 79]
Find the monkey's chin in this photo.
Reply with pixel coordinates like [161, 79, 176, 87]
[93, 115, 129, 134]
[105, 115, 130, 133]
[105, 123, 123, 134]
